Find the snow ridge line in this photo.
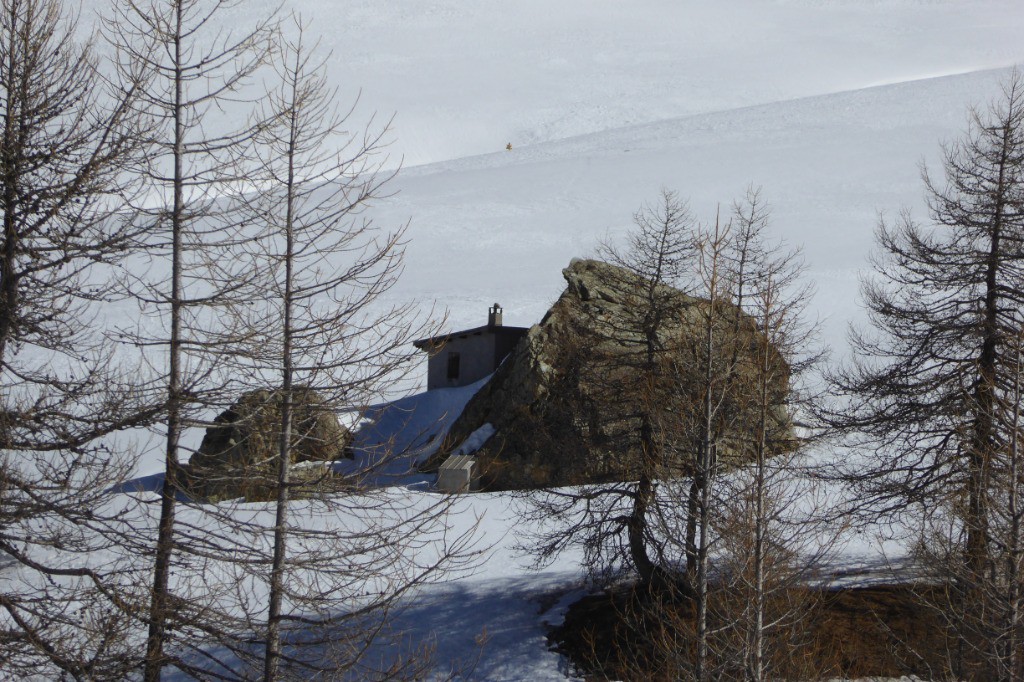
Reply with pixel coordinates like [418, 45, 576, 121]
[400, 63, 1024, 176]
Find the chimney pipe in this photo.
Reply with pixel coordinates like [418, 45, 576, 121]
[488, 303, 503, 328]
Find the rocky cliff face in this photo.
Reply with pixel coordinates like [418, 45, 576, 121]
[185, 388, 352, 502]
[429, 258, 790, 491]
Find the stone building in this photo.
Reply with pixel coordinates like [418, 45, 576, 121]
[413, 304, 529, 390]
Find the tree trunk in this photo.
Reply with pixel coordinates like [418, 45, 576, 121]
[144, 6, 186, 679]
[264, 77, 299, 680]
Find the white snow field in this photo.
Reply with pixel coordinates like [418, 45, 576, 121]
[17, 0, 1024, 678]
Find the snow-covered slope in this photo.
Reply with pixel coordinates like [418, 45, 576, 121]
[225, 0, 1024, 168]
[381, 68, 1016, 364]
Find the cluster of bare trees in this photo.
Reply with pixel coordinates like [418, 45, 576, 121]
[524, 186, 829, 680]
[0, 0, 474, 680]
[534, 71, 1024, 681]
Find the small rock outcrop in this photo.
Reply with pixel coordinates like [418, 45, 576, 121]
[428, 258, 790, 490]
[186, 388, 352, 502]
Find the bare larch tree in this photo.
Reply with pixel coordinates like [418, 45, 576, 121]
[106, 0, 276, 678]
[0, 0, 154, 677]
[708, 188, 829, 682]
[204, 17, 478, 681]
[827, 71, 1024, 680]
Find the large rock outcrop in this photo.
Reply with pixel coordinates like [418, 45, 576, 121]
[429, 258, 790, 490]
[186, 388, 352, 502]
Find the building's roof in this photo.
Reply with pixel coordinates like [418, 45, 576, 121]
[412, 323, 530, 350]
[439, 454, 477, 471]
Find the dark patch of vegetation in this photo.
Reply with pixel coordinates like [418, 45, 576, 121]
[550, 582, 955, 680]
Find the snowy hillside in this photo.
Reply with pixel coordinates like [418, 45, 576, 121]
[9, 0, 1024, 678]
[298, 0, 1024, 381]
[222, 0, 1024, 169]
[97, 0, 1024, 411]
[382, 69, 1013, 363]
